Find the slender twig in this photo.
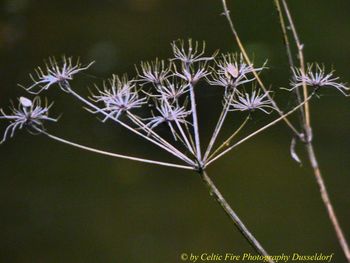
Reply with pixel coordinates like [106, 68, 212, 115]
[306, 143, 350, 262]
[203, 92, 234, 162]
[184, 120, 196, 150]
[273, 0, 294, 68]
[276, 1, 350, 261]
[189, 81, 202, 163]
[280, 0, 310, 129]
[64, 84, 195, 165]
[126, 111, 194, 158]
[39, 130, 194, 170]
[208, 114, 250, 162]
[220, 0, 301, 138]
[273, 0, 305, 126]
[200, 170, 274, 262]
[158, 91, 196, 155]
[205, 93, 314, 167]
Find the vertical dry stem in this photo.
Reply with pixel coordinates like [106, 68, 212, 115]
[220, 0, 301, 138]
[274, 1, 350, 261]
[273, 0, 305, 126]
[306, 144, 350, 262]
[200, 170, 274, 262]
[279, 0, 310, 128]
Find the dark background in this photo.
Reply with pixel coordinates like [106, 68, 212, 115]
[0, 0, 349, 262]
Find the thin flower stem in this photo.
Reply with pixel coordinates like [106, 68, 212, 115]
[184, 120, 196, 150]
[273, 0, 294, 68]
[158, 90, 196, 156]
[273, 0, 306, 126]
[207, 114, 250, 162]
[126, 111, 194, 159]
[115, 119, 193, 164]
[280, 0, 310, 129]
[173, 113, 195, 155]
[220, 0, 301, 138]
[205, 93, 314, 167]
[189, 82, 202, 163]
[306, 144, 350, 263]
[278, 2, 350, 261]
[203, 92, 233, 162]
[39, 130, 194, 170]
[200, 170, 274, 262]
[65, 85, 195, 165]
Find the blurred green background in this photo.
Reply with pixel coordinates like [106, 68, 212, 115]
[0, 0, 349, 262]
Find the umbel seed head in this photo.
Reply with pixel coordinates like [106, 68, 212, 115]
[0, 97, 58, 144]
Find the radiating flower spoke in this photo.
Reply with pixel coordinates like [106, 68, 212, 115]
[227, 89, 275, 114]
[90, 75, 147, 121]
[145, 100, 192, 139]
[171, 39, 217, 65]
[20, 56, 94, 94]
[136, 59, 172, 86]
[207, 53, 265, 90]
[290, 64, 349, 96]
[0, 97, 58, 143]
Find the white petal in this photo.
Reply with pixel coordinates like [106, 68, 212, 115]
[20, 97, 33, 107]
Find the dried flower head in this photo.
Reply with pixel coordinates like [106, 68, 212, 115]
[227, 89, 274, 114]
[0, 96, 58, 143]
[21, 56, 94, 94]
[208, 53, 264, 89]
[290, 64, 349, 96]
[145, 100, 191, 136]
[171, 39, 217, 65]
[146, 79, 189, 102]
[90, 75, 147, 121]
[136, 59, 172, 85]
[173, 62, 210, 85]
